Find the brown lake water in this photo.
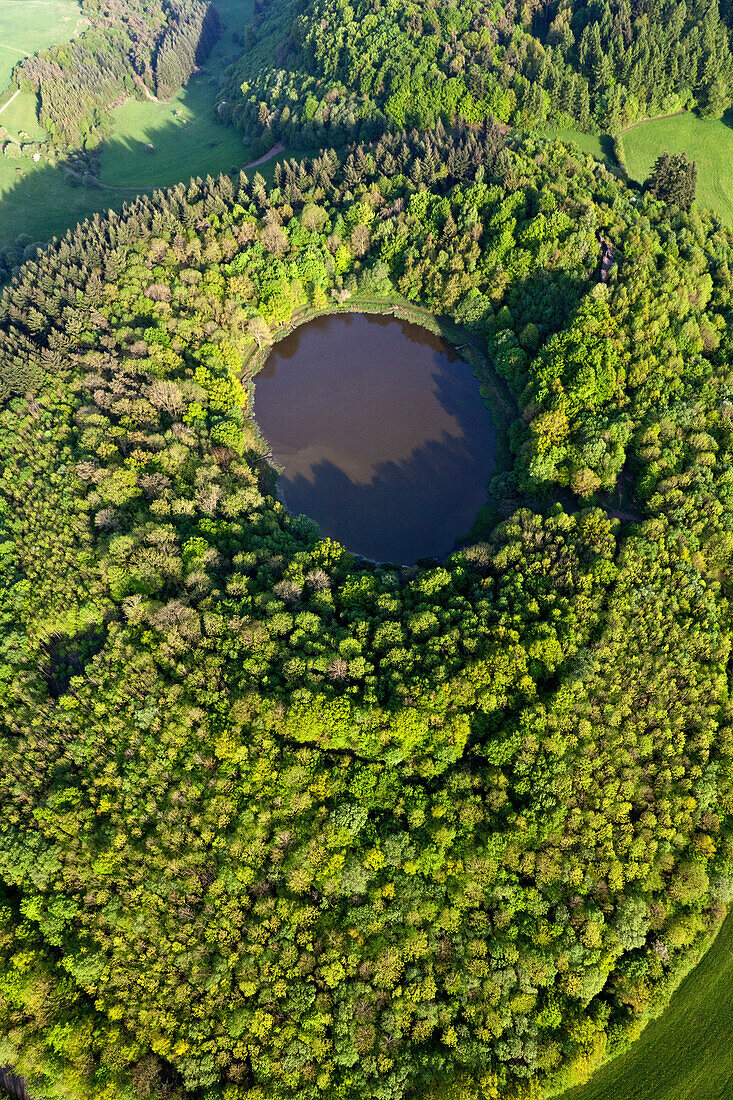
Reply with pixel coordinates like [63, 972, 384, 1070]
[253, 313, 498, 564]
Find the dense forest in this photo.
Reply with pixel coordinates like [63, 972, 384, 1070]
[1, 121, 733, 1100]
[14, 0, 221, 148]
[218, 0, 733, 150]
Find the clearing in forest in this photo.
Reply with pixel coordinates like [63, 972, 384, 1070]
[97, 0, 256, 189]
[0, 0, 282, 249]
[622, 112, 733, 227]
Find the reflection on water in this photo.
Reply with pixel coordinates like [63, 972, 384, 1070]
[254, 313, 498, 564]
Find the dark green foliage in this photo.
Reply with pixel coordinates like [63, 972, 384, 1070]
[646, 152, 698, 211]
[1, 129, 733, 1100]
[612, 136, 627, 174]
[14, 0, 221, 148]
[217, 0, 733, 148]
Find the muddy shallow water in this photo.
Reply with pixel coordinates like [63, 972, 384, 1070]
[254, 313, 498, 564]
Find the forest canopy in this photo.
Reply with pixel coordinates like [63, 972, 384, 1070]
[1, 123, 733, 1100]
[217, 0, 733, 151]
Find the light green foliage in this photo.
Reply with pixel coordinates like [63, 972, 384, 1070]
[1, 130, 733, 1100]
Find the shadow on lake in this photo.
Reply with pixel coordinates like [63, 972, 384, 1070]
[254, 313, 499, 564]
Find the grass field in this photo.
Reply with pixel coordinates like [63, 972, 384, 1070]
[98, 74, 253, 190]
[545, 113, 733, 227]
[0, 0, 84, 91]
[622, 111, 733, 226]
[542, 127, 613, 165]
[0, 158, 122, 246]
[558, 912, 733, 1100]
[98, 0, 255, 189]
[0, 90, 46, 141]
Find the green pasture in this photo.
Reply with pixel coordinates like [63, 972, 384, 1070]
[545, 113, 733, 227]
[622, 111, 733, 226]
[542, 127, 612, 165]
[558, 912, 733, 1100]
[0, 156, 121, 247]
[0, 0, 84, 90]
[0, 132, 316, 252]
[0, 90, 45, 141]
[0, 0, 266, 247]
[98, 74, 252, 190]
[98, 0, 255, 189]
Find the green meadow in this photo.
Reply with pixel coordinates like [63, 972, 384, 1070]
[542, 126, 612, 165]
[98, 0, 256, 189]
[546, 112, 733, 227]
[0, 0, 270, 249]
[0, 0, 84, 90]
[622, 111, 733, 226]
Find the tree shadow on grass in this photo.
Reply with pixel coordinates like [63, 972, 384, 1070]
[599, 133, 617, 166]
[0, 116, 303, 267]
[95, 72, 253, 191]
[0, 0, 278, 251]
[719, 105, 733, 132]
[0, 156, 128, 268]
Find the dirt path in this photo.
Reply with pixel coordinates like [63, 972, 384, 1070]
[0, 87, 21, 117]
[243, 142, 285, 170]
[619, 109, 688, 136]
[132, 74, 161, 103]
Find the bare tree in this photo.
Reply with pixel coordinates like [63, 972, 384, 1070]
[248, 316, 272, 349]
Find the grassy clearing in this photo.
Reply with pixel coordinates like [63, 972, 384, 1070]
[542, 127, 613, 165]
[557, 912, 733, 1100]
[544, 113, 733, 227]
[0, 134, 318, 251]
[622, 111, 733, 226]
[0, 0, 84, 90]
[98, 0, 255, 189]
[98, 75, 252, 190]
[0, 90, 45, 140]
[0, 157, 122, 246]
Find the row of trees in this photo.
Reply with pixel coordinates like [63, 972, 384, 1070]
[217, 0, 733, 149]
[1, 126, 733, 1100]
[15, 0, 221, 148]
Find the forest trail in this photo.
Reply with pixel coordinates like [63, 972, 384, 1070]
[619, 109, 688, 135]
[132, 74, 161, 103]
[0, 88, 20, 117]
[244, 142, 285, 170]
